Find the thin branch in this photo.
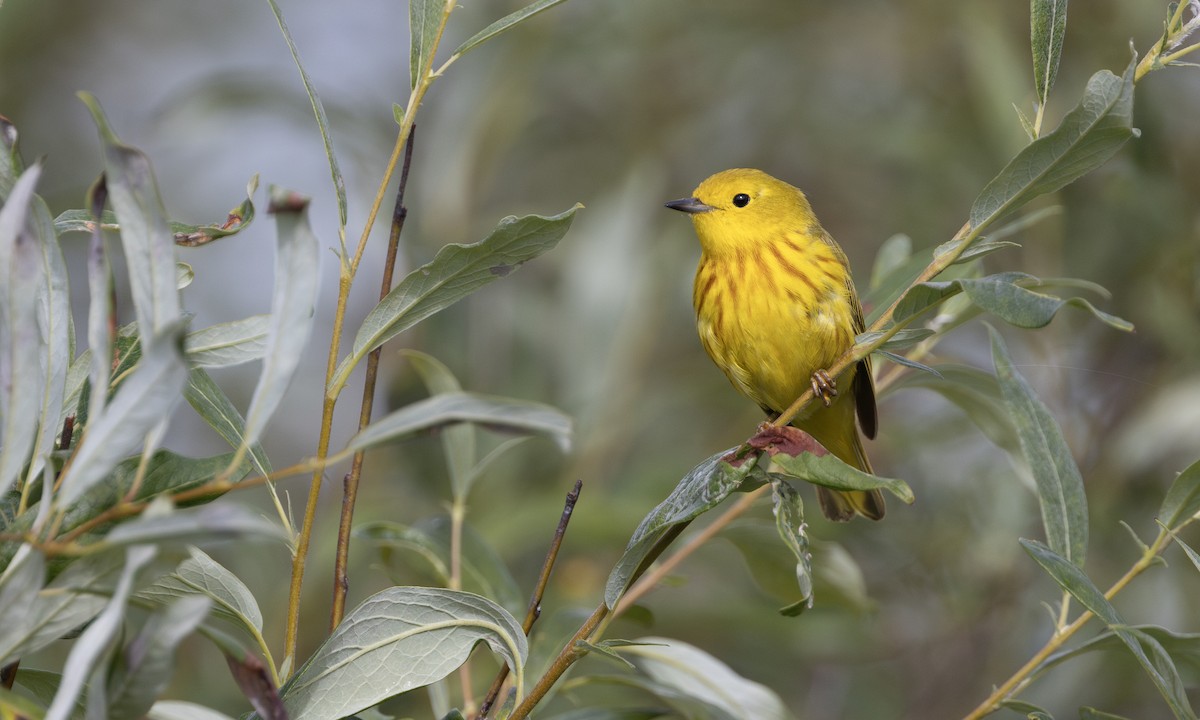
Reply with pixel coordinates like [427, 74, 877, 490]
[478, 480, 583, 719]
[329, 128, 417, 630]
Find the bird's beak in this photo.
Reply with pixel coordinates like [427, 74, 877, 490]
[664, 197, 714, 214]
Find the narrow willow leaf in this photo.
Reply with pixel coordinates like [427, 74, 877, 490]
[993, 330, 1088, 566]
[969, 56, 1136, 232]
[401, 350, 474, 499]
[869, 234, 912, 291]
[0, 163, 45, 496]
[60, 323, 189, 506]
[770, 480, 812, 616]
[241, 188, 320, 450]
[86, 179, 114, 423]
[138, 547, 264, 640]
[1015, 103, 1037, 140]
[1040, 625, 1200, 678]
[893, 364, 1022, 454]
[410, 0, 445, 88]
[359, 517, 523, 615]
[264, 0, 346, 229]
[176, 262, 194, 289]
[1021, 539, 1196, 719]
[0, 547, 46, 664]
[895, 272, 1132, 331]
[345, 391, 571, 455]
[281, 587, 527, 720]
[1000, 699, 1053, 718]
[623, 637, 794, 720]
[0, 552, 122, 661]
[1079, 708, 1135, 720]
[857, 328, 934, 351]
[47, 545, 157, 720]
[605, 450, 760, 609]
[1032, 0, 1070, 107]
[453, 0, 573, 58]
[874, 350, 944, 378]
[950, 240, 1021, 264]
[148, 701, 238, 720]
[184, 368, 273, 479]
[55, 176, 257, 245]
[185, 316, 270, 368]
[107, 595, 212, 720]
[769, 451, 915, 503]
[80, 93, 181, 337]
[1158, 457, 1200, 529]
[330, 205, 581, 396]
[1177, 538, 1200, 576]
[103, 503, 287, 548]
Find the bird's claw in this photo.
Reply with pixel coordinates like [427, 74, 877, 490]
[811, 369, 837, 407]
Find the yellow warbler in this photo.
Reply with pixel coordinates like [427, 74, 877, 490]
[666, 168, 883, 521]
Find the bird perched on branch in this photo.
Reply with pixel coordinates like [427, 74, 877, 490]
[666, 168, 884, 521]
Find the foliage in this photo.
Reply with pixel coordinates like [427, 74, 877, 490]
[1, 1, 1199, 719]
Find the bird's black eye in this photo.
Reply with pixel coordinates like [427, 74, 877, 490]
[732, 193, 750, 208]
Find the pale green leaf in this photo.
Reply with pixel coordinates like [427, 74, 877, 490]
[0, 547, 47, 665]
[138, 546, 264, 638]
[80, 93, 181, 337]
[869, 233, 912, 291]
[185, 367, 273, 480]
[994, 329, 1088, 566]
[769, 480, 812, 615]
[410, 0, 444, 88]
[1021, 540, 1196, 719]
[107, 595, 212, 720]
[969, 56, 1136, 231]
[453, 0, 574, 58]
[345, 391, 571, 455]
[148, 701, 238, 720]
[185, 315, 270, 368]
[401, 350, 474, 498]
[1159, 457, 1200, 529]
[281, 587, 527, 720]
[60, 323, 189, 506]
[241, 188, 320, 450]
[1032, 0, 1069, 106]
[622, 637, 794, 720]
[329, 205, 580, 396]
[769, 451, 915, 503]
[103, 503, 287, 549]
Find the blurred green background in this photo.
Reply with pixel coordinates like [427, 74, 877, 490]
[2, 0, 1199, 717]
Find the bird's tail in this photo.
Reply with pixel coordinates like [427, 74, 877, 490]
[802, 400, 885, 522]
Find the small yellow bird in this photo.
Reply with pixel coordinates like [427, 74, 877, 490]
[666, 168, 884, 521]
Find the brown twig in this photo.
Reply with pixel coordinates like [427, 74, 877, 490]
[478, 479, 583, 718]
[329, 128, 417, 630]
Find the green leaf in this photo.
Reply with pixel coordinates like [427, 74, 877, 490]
[1079, 708, 1135, 720]
[1021, 540, 1197, 719]
[55, 175, 258, 246]
[80, 93, 182, 337]
[60, 323, 190, 506]
[769, 451, 915, 503]
[138, 546, 264, 642]
[969, 55, 1136, 232]
[85, 179, 115, 423]
[894, 272, 1133, 331]
[0, 547, 47, 665]
[605, 450, 759, 609]
[1040, 625, 1200, 679]
[891, 364, 1022, 455]
[241, 188, 320, 451]
[1158, 457, 1200, 529]
[329, 205, 580, 396]
[345, 391, 571, 455]
[869, 234, 912, 291]
[0, 163, 46, 496]
[184, 368, 273, 480]
[106, 595, 212, 720]
[410, 0, 444, 88]
[264, 0, 346, 230]
[993, 329, 1088, 566]
[857, 328, 934, 351]
[185, 316, 270, 368]
[1177, 537, 1200, 576]
[453, 0, 574, 58]
[874, 350, 944, 379]
[1002, 699, 1054, 719]
[1032, 0, 1069, 108]
[357, 517, 524, 616]
[281, 587, 527, 720]
[147, 700, 238, 720]
[48, 545, 157, 720]
[622, 637, 795, 720]
[103, 502, 287, 549]
[401, 350, 474, 499]
[769, 480, 812, 615]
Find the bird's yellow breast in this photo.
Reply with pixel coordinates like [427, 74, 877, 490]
[693, 228, 857, 415]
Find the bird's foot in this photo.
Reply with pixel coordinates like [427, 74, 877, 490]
[811, 369, 837, 407]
